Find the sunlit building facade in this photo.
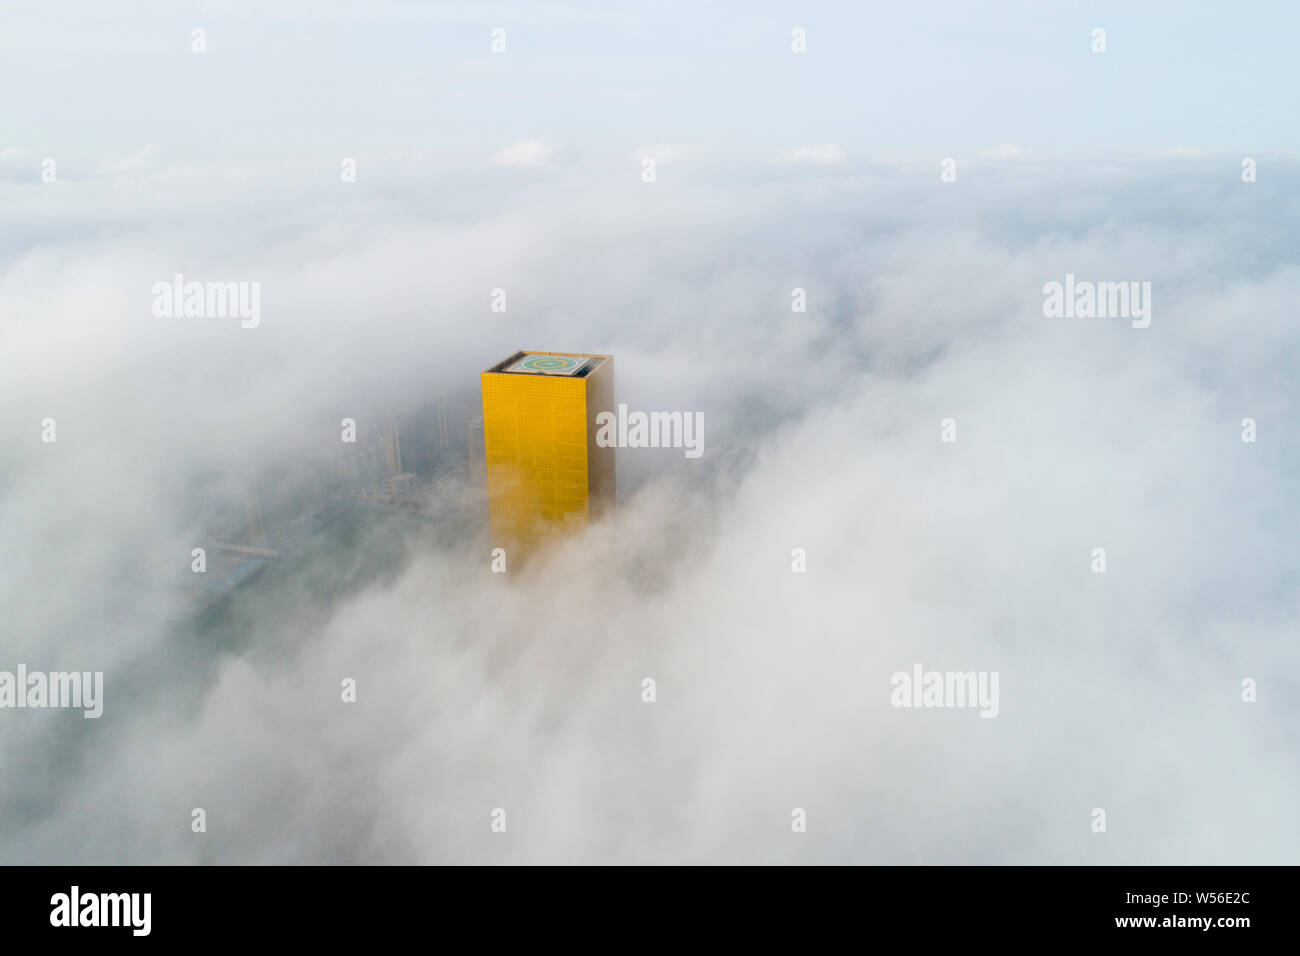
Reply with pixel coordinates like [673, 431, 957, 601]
[480, 351, 615, 560]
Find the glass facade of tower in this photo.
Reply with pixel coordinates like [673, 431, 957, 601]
[480, 351, 615, 559]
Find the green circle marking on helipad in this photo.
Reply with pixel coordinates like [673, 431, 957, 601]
[514, 355, 583, 374]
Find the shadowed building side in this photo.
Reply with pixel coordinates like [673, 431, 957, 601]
[584, 358, 615, 522]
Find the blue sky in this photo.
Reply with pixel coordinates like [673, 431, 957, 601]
[3, 0, 1297, 159]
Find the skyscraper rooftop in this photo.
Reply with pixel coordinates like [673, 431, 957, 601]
[487, 350, 608, 378]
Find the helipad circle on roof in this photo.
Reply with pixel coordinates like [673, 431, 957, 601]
[516, 354, 583, 374]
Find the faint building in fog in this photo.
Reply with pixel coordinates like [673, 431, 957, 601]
[243, 474, 266, 545]
[381, 418, 402, 476]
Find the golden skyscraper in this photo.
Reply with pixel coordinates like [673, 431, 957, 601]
[480, 350, 615, 560]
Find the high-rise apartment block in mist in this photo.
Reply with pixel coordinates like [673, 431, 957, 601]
[480, 351, 615, 560]
[243, 474, 266, 545]
[381, 418, 402, 475]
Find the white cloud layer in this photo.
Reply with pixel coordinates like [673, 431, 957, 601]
[489, 140, 554, 168]
[1, 155, 1297, 863]
[774, 144, 846, 166]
